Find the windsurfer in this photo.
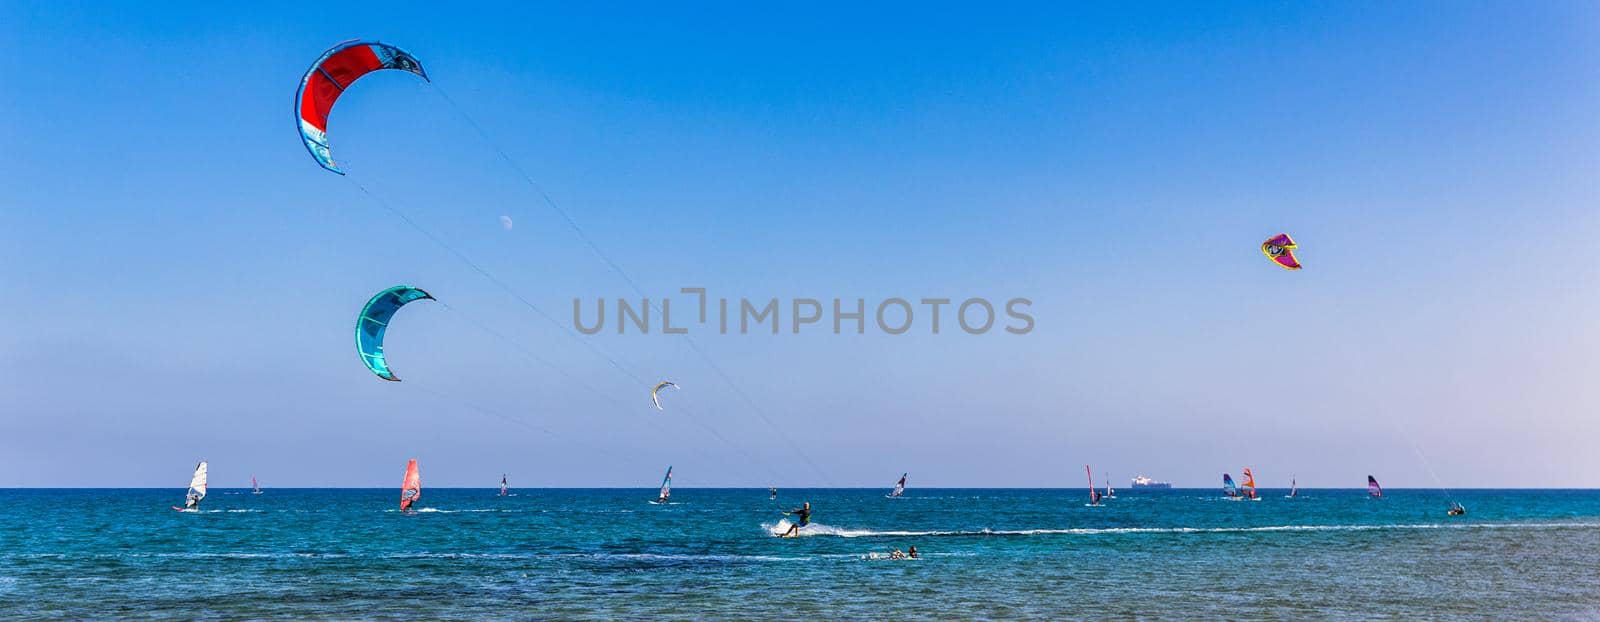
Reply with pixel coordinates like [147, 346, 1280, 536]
[781, 502, 811, 537]
[907, 545, 918, 559]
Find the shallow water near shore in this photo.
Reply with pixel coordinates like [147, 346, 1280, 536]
[3, 488, 1598, 619]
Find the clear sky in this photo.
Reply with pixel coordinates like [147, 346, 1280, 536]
[3, 2, 1597, 488]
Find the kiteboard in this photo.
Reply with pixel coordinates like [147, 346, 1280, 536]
[171, 506, 196, 513]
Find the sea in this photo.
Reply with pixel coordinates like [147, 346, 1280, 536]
[2, 488, 1598, 620]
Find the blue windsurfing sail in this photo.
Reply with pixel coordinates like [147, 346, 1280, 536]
[1222, 473, 1239, 498]
[656, 466, 673, 502]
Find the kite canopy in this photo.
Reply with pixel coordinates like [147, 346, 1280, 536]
[1261, 233, 1301, 270]
[651, 381, 679, 411]
[356, 286, 435, 381]
[296, 40, 429, 174]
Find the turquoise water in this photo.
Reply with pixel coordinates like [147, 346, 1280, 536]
[3, 488, 1598, 619]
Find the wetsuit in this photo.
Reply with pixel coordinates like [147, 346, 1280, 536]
[789, 506, 811, 527]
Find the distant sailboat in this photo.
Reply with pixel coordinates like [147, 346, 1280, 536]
[174, 461, 208, 512]
[887, 473, 907, 498]
[499, 474, 509, 497]
[1286, 477, 1298, 499]
[1222, 473, 1241, 499]
[251, 475, 262, 495]
[1105, 475, 1116, 499]
[1367, 475, 1384, 498]
[1241, 468, 1259, 501]
[400, 459, 421, 513]
[1086, 465, 1102, 506]
[651, 466, 672, 504]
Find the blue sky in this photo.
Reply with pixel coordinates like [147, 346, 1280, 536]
[2, 3, 1597, 488]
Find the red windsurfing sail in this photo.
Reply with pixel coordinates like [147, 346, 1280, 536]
[1086, 465, 1101, 505]
[400, 459, 421, 511]
[1242, 468, 1258, 500]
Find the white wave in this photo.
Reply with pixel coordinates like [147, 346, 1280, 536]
[553, 553, 807, 563]
[762, 521, 1600, 538]
[181, 509, 261, 514]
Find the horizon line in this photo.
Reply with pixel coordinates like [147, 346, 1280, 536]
[6, 486, 1596, 491]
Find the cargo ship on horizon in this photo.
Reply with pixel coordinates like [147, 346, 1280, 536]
[1131, 475, 1172, 489]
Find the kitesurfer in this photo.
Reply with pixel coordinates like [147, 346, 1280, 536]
[1448, 502, 1466, 516]
[781, 502, 811, 537]
[907, 546, 918, 559]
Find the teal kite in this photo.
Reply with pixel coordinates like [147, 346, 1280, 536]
[356, 286, 434, 381]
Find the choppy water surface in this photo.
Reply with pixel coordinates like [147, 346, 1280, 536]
[2, 488, 1598, 619]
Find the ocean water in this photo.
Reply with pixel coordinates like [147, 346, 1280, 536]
[2, 488, 1598, 619]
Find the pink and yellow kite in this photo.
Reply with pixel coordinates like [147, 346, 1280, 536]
[1261, 233, 1301, 270]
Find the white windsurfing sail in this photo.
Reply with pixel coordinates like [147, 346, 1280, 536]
[499, 474, 509, 497]
[657, 466, 672, 502]
[889, 473, 907, 497]
[185, 461, 208, 509]
[1288, 478, 1298, 498]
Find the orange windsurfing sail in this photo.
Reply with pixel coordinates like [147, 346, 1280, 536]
[1241, 468, 1258, 500]
[400, 459, 421, 511]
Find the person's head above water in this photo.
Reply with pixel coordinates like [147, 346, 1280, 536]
[803, 502, 810, 509]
